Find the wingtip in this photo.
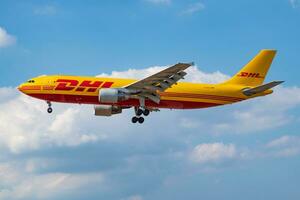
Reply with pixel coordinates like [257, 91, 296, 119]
[178, 62, 194, 66]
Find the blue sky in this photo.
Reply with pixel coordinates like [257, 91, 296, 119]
[0, 0, 300, 200]
[1, 0, 300, 85]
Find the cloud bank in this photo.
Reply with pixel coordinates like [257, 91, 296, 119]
[97, 65, 230, 84]
[190, 143, 236, 164]
[0, 66, 299, 199]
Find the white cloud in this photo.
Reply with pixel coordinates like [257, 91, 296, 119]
[211, 86, 300, 134]
[97, 65, 229, 84]
[0, 26, 16, 48]
[0, 162, 104, 200]
[0, 87, 17, 103]
[180, 2, 205, 15]
[266, 135, 296, 148]
[190, 143, 237, 164]
[0, 88, 102, 154]
[266, 135, 300, 157]
[186, 66, 229, 83]
[188, 135, 300, 165]
[145, 0, 171, 5]
[33, 5, 57, 15]
[290, 0, 299, 8]
[97, 66, 168, 79]
[47, 108, 99, 146]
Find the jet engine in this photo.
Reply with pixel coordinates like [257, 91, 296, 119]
[98, 88, 129, 103]
[94, 105, 122, 116]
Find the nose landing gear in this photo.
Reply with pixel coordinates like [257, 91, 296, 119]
[47, 101, 53, 113]
[47, 107, 53, 113]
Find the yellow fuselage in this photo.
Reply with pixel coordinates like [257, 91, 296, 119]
[18, 75, 271, 109]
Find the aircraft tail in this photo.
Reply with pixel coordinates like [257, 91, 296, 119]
[224, 49, 277, 86]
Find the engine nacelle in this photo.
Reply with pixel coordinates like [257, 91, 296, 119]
[98, 88, 129, 103]
[94, 105, 122, 116]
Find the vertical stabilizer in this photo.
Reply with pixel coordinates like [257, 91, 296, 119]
[224, 50, 277, 86]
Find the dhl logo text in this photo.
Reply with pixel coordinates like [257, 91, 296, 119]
[55, 79, 114, 92]
[237, 72, 264, 78]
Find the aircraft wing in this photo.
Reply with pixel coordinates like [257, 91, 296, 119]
[242, 80, 284, 96]
[124, 62, 193, 104]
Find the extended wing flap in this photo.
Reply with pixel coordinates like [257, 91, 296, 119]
[243, 80, 284, 96]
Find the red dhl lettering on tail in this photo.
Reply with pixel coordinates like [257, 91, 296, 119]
[237, 72, 264, 78]
[55, 79, 114, 92]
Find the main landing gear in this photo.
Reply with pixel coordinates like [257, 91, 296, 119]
[47, 101, 53, 113]
[131, 107, 150, 124]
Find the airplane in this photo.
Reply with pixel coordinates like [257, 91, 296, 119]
[18, 49, 283, 124]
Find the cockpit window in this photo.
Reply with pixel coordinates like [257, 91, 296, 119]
[27, 80, 35, 83]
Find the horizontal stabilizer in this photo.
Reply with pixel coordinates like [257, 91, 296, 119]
[242, 81, 284, 96]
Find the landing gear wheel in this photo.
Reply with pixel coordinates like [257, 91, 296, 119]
[46, 101, 52, 114]
[138, 117, 144, 124]
[131, 116, 138, 123]
[136, 108, 143, 116]
[47, 107, 53, 113]
[143, 109, 150, 116]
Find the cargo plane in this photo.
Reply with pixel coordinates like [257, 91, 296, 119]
[18, 50, 283, 123]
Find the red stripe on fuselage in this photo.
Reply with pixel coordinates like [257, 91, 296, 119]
[161, 92, 244, 101]
[28, 93, 222, 109]
[20, 85, 42, 90]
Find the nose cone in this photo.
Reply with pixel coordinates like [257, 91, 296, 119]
[18, 83, 25, 93]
